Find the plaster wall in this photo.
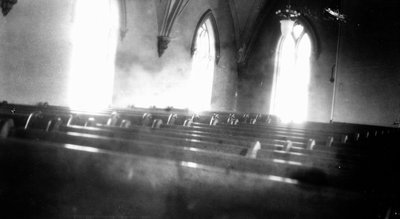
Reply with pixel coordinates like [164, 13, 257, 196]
[112, 0, 237, 111]
[0, 0, 238, 112]
[0, 0, 73, 106]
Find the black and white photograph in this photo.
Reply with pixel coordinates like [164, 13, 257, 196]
[1, 0, 400, 218]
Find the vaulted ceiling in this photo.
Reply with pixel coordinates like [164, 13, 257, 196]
[228, 0, 268, 48]
[1, 0, 18, 16]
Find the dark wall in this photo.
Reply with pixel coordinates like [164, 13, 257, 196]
[240, 0, 400, 125]
[334, 0, 400, 125]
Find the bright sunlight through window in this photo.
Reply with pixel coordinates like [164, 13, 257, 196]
[68, 0, 119, 111]
[270, 21, 312, 123]
[187, 16, 216, 112]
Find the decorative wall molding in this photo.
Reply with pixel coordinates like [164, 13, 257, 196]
[228, 0, 275, 65]
[119, 0, 128, 41]
[157, 35, 170, 57]
[227, 0, 241, 50]
[155, 0, 191, 57]
[235, 0, 279, 66]
[1, 0, 17, 16]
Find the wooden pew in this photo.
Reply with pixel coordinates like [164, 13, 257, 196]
[10, 127, 362, 188]
[7, 128, 371, 194]
[1, 106, 370, 171]
[62, 110, 384, 148]
[3, 103, 395, 145]
[1, 104, 394, 180]
[1, 137, 377, 219]
[1, 103, 398, 218]
[1, 108, 367, 169]
[57, 123, 366, 168]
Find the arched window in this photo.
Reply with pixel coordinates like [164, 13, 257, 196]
[68, 0, 120, 111]
[270, 20, 312, 123]
[188, 11, 218, 111]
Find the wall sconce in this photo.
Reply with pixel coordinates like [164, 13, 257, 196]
[118, 0, 128, 41]
[1, 0, 17, 16]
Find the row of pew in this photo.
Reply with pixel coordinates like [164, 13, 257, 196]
[1, 102, 400, 218]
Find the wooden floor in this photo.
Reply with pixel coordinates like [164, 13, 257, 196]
[1, 102, 400, 218]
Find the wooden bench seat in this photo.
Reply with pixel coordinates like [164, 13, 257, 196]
[58, 124, 366, 165]
[1, 137, 376, 218]
[11, 127, 369, 190]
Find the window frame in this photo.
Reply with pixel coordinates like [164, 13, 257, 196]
[269, 20, 314, 122]
[190, 10, 220, 64]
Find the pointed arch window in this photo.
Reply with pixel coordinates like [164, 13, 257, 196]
[188, 11, 219, 111]
[270, 20, 312, 123]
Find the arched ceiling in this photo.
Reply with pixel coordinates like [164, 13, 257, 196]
[1, 0, 18, 16]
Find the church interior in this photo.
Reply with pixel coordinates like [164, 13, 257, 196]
[1, 0, 400, 218]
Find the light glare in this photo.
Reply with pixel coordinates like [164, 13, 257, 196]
[268, 175, 298, 184]
[187, 18, 216, 111]
[65, 144, 100, 153]
[181, 161, 199, 169]
[68, 0, 120, 111]
[270, 22, 311, 123]
[273, 159, 303, 166]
